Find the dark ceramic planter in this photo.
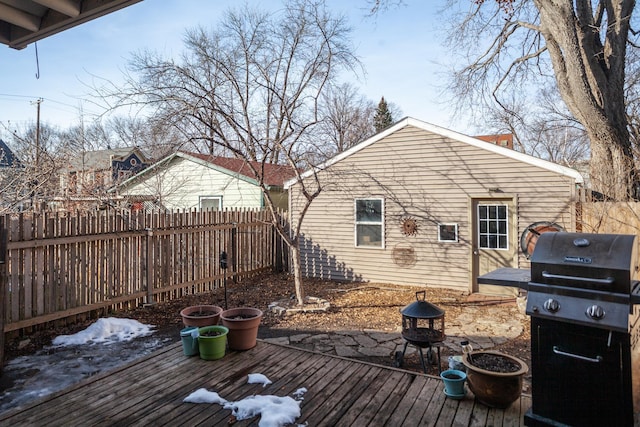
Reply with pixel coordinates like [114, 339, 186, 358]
[220, 307, 263, 350]
[462, 350, 528, 409]
[180, 305, 223, 327]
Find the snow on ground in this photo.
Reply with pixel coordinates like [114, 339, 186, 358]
[52, 318, 154, 346]
[184, 374, 308, 427]
[2, 319, 309, 426]
[0, 318, 171, 414]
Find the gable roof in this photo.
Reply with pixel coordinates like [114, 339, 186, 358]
[117, 151, 296, 189]
[0, 138, 19, 167]
[186, 152, 297, 187]
[285, 117, 584, 189]
[67, 147, 147, 172]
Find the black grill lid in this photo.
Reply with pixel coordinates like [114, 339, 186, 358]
[401, 291, 444, 319]
[530, 232, 637, 293]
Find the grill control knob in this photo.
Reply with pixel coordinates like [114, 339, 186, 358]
[543, 298, 560, 313]
[586, 304, 605, 320]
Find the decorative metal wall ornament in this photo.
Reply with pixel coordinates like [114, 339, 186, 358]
[392, 244, 417, 267]
[400, 216, 419, 236]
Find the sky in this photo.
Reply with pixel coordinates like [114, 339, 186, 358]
[0, 0, 469, 141]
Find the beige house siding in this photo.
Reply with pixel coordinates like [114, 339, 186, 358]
[288, 119, 580, 293]
[119, 156, 263, 210]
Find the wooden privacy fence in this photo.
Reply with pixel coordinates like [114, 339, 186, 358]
[578, 201, 640, 235]
[0, 209, 287, 338]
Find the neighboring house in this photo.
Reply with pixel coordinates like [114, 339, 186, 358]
[285, 117, 584, 295]
[60, 147, 149, 196]
[53, 147, 149, 211]
[0, 139, 20, 167]
[113, 151, 296, 211]
[475, 133, 514, 149]
[0, 138, 27, 211]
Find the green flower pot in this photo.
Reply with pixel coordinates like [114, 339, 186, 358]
[197, 325, 229, 360]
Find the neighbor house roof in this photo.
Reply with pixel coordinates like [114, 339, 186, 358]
[67, 147, 147, 172]
[186, 152, 297, 187]
[117, 151, 297, 190]
[285, 117, 584, 189]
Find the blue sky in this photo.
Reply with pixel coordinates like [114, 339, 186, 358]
[0, 0, 468, 139]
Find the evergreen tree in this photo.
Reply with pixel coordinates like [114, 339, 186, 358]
[373, 96, 393, 132]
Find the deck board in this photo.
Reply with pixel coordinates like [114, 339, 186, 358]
[0, 340, 532, 426]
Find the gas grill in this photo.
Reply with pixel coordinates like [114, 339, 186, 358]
[478, 232, 640, 426]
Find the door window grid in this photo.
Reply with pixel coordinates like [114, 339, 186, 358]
[478, 204, 508, 249]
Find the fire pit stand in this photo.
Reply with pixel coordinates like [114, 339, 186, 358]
[394, 291, 445, 374]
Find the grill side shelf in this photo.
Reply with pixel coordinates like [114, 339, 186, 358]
[476, 267, 530, 290]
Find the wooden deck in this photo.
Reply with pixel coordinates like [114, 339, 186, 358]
[0, 340, 531, 426]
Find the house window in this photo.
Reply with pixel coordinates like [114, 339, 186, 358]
[438, 223, 458, 242]
[478, 204, 508, 249]
[200, 196, 222, 211]
[355, 198, 384, 248]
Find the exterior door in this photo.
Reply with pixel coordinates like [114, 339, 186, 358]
[471, 198, 518, 296]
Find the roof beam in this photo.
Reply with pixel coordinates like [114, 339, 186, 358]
[33, 0, 81, 18]
[0, 3, 40, 32]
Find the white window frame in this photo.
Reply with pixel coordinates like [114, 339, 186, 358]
[438, 223, 459, 243]
[199, 195, 223, 211]
[354, 198, 384, 248]
[477, 204, 509, 250]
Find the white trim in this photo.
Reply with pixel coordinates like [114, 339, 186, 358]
[438, 223, 459, 243]
[284, 116, 584, 189]
[354, 197, 385, 249]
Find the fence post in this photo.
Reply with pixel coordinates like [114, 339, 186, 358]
[144, 227, 155, 306]
[0, 216, 6, 375]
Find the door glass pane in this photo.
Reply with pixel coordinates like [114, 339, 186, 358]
[478, 204, 509, 250]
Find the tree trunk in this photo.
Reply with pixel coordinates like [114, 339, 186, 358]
[534, 0, 635, 200]
[290, 244, 306, 306]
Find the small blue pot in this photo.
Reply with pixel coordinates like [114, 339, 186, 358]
[440, 369, 467, 398]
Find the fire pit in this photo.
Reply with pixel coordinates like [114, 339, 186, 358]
[394, 291, 445, 373]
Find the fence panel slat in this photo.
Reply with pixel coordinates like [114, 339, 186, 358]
[1, 209, 287, 334]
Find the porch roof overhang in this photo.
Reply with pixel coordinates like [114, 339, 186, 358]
[0, 0, 142, 50]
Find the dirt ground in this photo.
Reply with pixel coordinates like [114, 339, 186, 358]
[4, 272, 531, 377]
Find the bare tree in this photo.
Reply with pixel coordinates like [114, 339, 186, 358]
[316, 82, 375, 157]
[481, 87, 590, 167]
[93, 0, 359, 305]
[450, 0, 637, 200]
[372, 0, 637, 199]
[0, 123, 64, 212]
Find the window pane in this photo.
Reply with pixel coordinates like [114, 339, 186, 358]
[498, 205, 506, 219]
[479, 206, 487, 219]
[489, 206, 497, 219]
[357, 224, 382, 247]
[356, 199, 382, 222]
[201, 198, 221, 210]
